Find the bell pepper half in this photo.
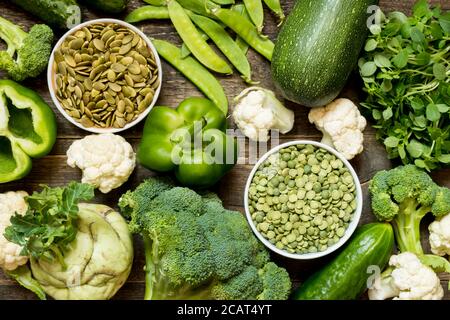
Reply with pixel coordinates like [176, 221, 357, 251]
[138, 97, 237, 188]
[0, 80, 57, 183]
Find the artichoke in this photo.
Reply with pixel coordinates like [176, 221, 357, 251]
[30, 203, 133, 300]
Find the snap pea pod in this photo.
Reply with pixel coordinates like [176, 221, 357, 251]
[125, 6, 169, 23]
[211, 0, 234, 4]
[190, 13, 253, 83]
[243, 0, 264, 32]
[168, 1, 232, 74]
[262, 0, 285, 24]
[211, 8, 274, 61]
[143, 0, 166, 5]
[152, 39, 228, 114]
[180, 29, 209, 59]
[230, 4, 250, 54]
[176, 0, 217, 18]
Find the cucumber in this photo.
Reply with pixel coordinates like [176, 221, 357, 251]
[79, 0, 128, 13]
[271, 0, 378, 107]
[293, 223, 394, 300]
[8, 0, 80, 28]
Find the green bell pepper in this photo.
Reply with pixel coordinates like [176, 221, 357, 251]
[0, 80, 57, 183]
[138, 97, 237, 188]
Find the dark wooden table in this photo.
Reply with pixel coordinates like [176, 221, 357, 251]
[1, 0, 449, 300]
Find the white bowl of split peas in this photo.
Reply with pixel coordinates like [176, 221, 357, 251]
[244, 140, 363, 260]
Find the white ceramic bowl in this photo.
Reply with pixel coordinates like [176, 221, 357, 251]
[47, 18, 162, 133]
[244, 140, 363, 260]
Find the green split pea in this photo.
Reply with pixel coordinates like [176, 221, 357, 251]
[249, 144, 357, 255]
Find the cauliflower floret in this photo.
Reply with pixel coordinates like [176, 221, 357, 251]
[67, 134, 136, 194]
[429, 214, 450, 256]
[0, 191, 29, 271]
[368, 252, 444, 300]
[308, 98, 367, 160]
[233, 87, 295, 142]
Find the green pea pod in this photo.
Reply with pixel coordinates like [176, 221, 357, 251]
[125, 6, 169, 23]
[211, 0, 234, 4]
[190, 13, 254, 83]
[176, 0, 218, 18]
[143, 0, 166, 5]
[230, 4, 250, 54]
[243, 0, 264, 32]
[211, 8, 274, 61]
[180, 29, 209, 59]
[152, 39, 228, 114]
[262, 0, 285, 24]
[168, 1, 232, 74]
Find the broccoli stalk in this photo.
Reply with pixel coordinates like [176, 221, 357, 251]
[0, 16, 53, 81]
[370, 165, 450, 255]
[119, 178, 292, 300]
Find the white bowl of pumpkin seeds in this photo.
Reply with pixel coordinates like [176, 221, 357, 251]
[47, 19, 162, 133]
[244, 140, 363, 260]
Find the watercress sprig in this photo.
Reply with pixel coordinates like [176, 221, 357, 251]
[359, 0, 450, 171]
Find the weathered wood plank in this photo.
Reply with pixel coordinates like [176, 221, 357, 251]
[0, 0, 449, 300]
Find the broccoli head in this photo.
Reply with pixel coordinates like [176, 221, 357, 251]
[0, 16, 53, 81]
[370, 165, 450, 254]
[119, 177, 292, 300]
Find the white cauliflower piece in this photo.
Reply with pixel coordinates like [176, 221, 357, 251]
[0, 191, 29, 271]
[308, 98, 367, 160]
[67, 134, 136, 194]
[233, 87, 295, 142]
[429, 214, 450, 256]
[368, 252, 444, 300]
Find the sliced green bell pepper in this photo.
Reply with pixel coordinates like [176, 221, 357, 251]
[0, 80, 57, 183]
[138, 97, 237, 188]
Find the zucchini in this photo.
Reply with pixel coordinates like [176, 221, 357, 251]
[293, 223, 394, 300]
[79, 0, 128, 13]
[8, 0, 80, 28]
[271, 0, 378, 107]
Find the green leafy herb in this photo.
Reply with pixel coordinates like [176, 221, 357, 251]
[4, 182, 95, 268]
[359, 0, 450, 171]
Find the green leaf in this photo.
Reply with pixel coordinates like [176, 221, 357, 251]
[383, 108, 393, 120]
[398, 144, 406, 159]
[430, 21, 443, 39]
[406, 139, 425, 158]
[384, 136, 400, 148]
[426, 103, 441, 121]
[414, 159, 428, 169]
[415, 52, 430, 65]
[4, 182, 95, 265]
[364, 39, 378, 52]
[439, 14, 450, 33]
[438, 154, 450, 163]
[413, 0, 430, 18]
[410, 27, 426, 44]
[392, 49, 409, 68]
[381, 79, 392, 92]
[6, 266, 46, 300]
[433, 63, 447, 80]
[420, 255, 450, 273]
[360, 61, 377, 77]
[374, 54, 392, 68]
[372, 109, 382, 120]
[436, 104, 449, 113]
[410, 97, 425, 110]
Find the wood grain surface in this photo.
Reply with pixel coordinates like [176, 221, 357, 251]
[0, 0, 449, 300]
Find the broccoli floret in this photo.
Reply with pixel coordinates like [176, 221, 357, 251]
[119, 177, 292, 300]
[257, 262, 292, 300]
[0, 16, 53, 81]
[370, 165, 450, 254]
